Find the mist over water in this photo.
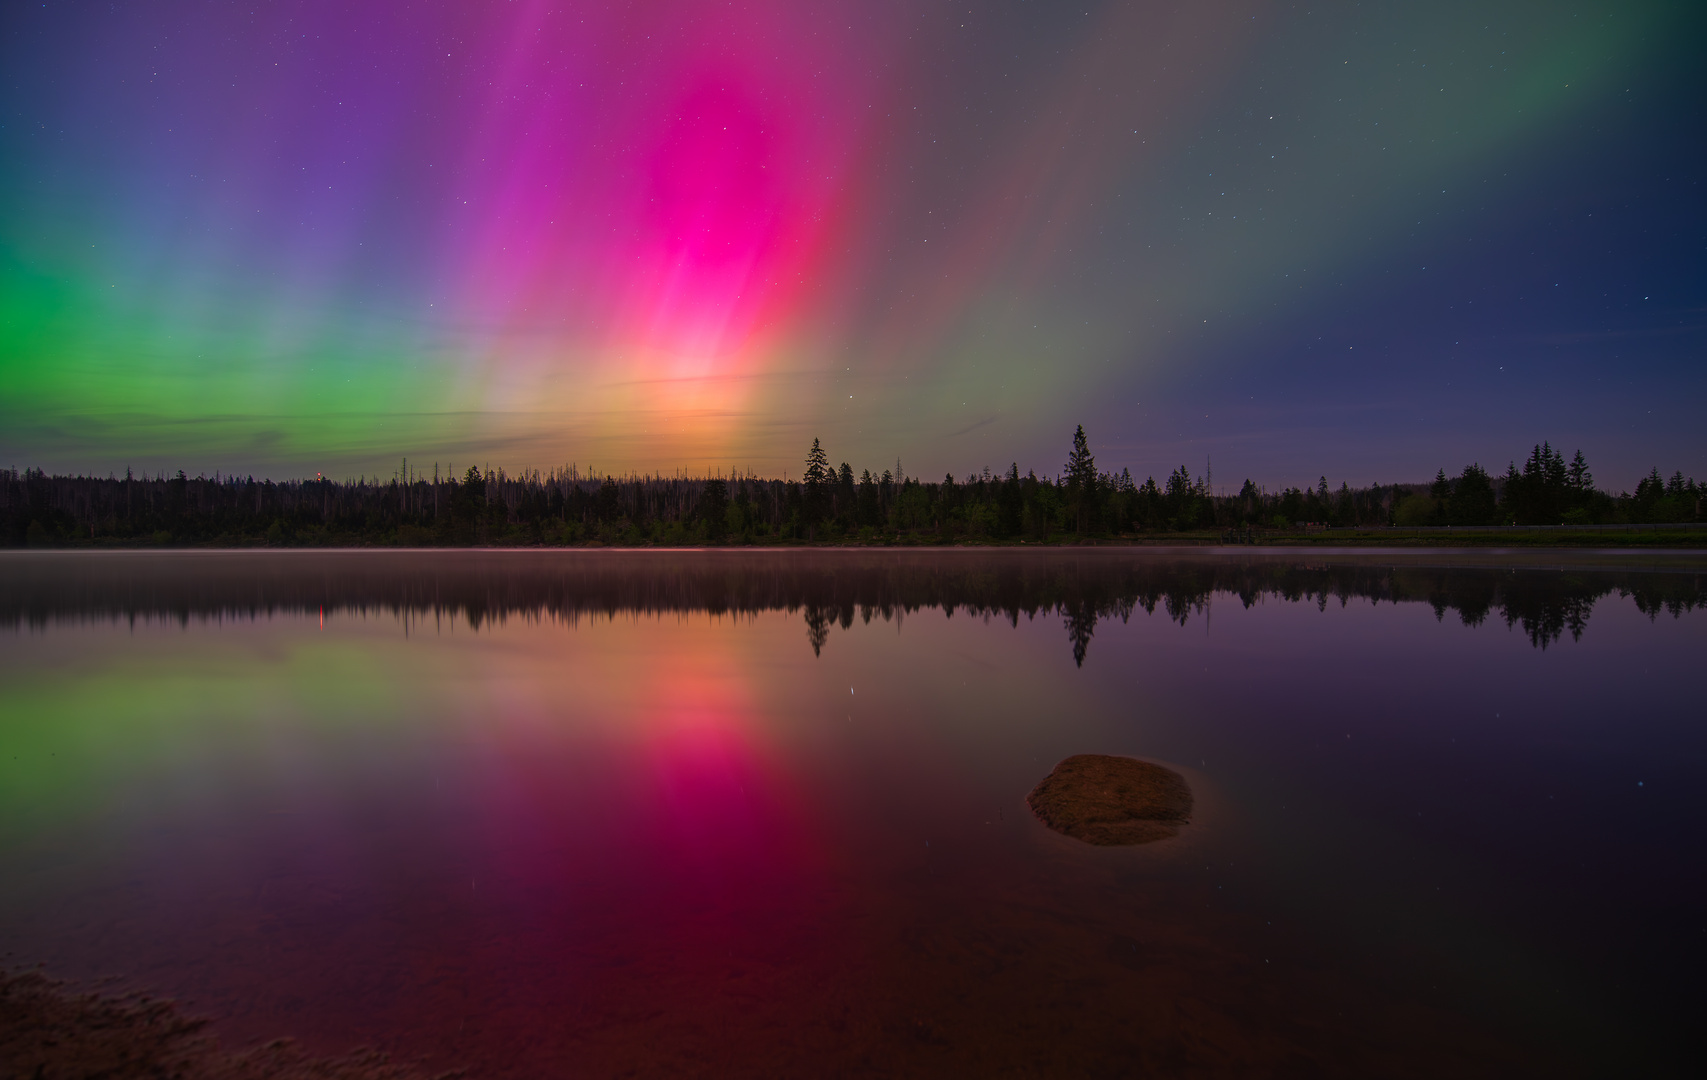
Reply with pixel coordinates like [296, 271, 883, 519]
[2, 550, 1702, 1076]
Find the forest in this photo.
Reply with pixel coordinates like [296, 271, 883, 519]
[1, 428, 1701, 547]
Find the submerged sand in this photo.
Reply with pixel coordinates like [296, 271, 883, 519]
[1027, 754, 1193, 845]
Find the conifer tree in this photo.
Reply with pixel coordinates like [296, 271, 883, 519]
[802, 437, 831, 532]
[1064, 425, 1096, 532]
[1567, 450, 1593, 494]
[804, 438, 831, 488]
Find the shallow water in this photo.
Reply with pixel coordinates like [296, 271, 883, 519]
[1, 549, 1702, 1076]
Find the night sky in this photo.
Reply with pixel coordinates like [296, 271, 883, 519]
[1, 1, 1701, 490]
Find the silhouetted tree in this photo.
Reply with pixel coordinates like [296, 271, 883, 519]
[1506, 442, 1569, 524]
[1165, 466, 1199, 529]
[1430, 469, 1451, 509]
[1064, 425, 1097, 533]
[1567, 450, 1593, 496]
[803, 438, 831, 535]
[454, 466, 486, 521]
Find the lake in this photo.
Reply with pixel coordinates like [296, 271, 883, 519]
[1, 549, 1702, 1077]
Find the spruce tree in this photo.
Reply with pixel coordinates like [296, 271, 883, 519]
[1064, 425, 1096, 533]
[1431, 469, 1451, 500]
[1567, 450, 1593, 494]
[803, 437, 831, 533]
[804, 438, 831, 488]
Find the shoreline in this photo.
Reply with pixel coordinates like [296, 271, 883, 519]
[4, 528, 1706, 552]
[4, 543, 1707, 565]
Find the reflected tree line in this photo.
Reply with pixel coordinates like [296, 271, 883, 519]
[2, 430, 1700, 547]
[3, 551, 1699, 662]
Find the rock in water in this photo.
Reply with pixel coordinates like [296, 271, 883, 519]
[1027, 754, 1193, 845]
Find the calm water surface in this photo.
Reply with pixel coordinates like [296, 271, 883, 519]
[1, 549, 1702, 1077]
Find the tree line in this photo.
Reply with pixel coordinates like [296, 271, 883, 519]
[1395, 443, 1703, 528]
[1, 429, 1700, 547]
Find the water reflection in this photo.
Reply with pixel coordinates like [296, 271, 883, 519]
[1, 549, 1702, 1076]
[4, 549, 1702, 659]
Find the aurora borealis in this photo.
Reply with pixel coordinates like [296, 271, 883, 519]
[1, 1, 1701, 487]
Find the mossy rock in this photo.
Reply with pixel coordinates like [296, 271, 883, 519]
[1027, 754, 1193, 846]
